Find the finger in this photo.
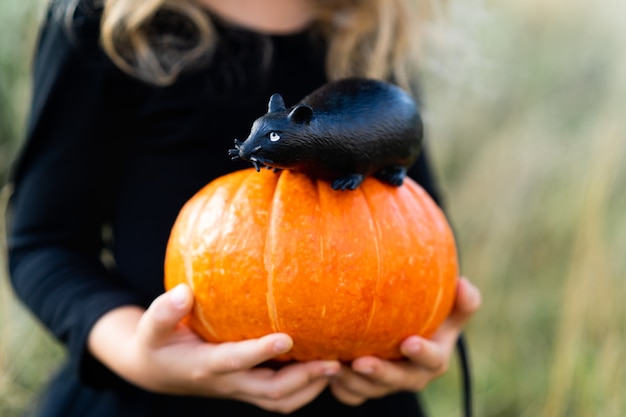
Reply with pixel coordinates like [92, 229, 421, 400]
[344, 353, 442, 395]
[331, 380, 368, 406]
[398, 278, 481, 371]
[424, 277, 481, 351]
[331, 357, 390, 406]
[352, 356, 431, 391]
[238, 360, 341, 399]
[331, 362, 392, 403]
[444, 277, 482, 331]
[138, 284, 194, 347]
[208, 333, 295, 373]
[400, 336, 449, 373]
[251, 376, 331, 414]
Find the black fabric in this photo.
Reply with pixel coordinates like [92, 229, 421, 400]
[8, 2, 438, 416]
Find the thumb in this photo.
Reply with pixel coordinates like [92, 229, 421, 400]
[434, 277, 481, 341]
[138, 284, 194, 347]
[448, 277, 482, 329]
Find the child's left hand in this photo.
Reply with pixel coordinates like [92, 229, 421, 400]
[330, 277, 481, 405]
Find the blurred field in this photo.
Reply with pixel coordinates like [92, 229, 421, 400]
[1, 2, 65, 415]
[1, 1, 625, 416]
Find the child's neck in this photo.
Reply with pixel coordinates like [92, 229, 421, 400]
[197, 0, 314, 34]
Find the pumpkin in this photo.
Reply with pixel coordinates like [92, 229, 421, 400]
[164, 168, 458, 361]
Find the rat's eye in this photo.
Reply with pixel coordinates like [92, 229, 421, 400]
[269, 132, 281, 142]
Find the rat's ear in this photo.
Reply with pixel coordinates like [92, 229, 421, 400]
[288, 104, 313, 124]
[268, 94, 286, 113]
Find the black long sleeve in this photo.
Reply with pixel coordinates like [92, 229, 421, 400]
[8, 6, 144, 386]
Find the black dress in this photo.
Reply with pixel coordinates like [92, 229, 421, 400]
[7, 3, 440, 416]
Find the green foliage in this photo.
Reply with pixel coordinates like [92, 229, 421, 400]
[1, 0, 625, 416]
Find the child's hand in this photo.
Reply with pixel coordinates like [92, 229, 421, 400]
[329, 277, 481, 405]
[88, 284, 340, 414]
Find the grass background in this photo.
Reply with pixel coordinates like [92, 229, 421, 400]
[1, 0, 625, 416]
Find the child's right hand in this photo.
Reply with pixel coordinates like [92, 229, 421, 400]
[88, 284, 341, 414]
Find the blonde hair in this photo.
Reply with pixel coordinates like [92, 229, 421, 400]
[99, 0, 431, 92]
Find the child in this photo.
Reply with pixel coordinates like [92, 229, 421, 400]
[7, 0, 481, 415]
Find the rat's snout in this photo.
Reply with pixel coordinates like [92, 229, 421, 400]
[228, 139, 246, 160]
[228, 139, 273, 172]
[233, 139, 260, 160]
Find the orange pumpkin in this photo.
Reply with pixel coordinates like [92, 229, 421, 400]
[164, 168, 458, 361]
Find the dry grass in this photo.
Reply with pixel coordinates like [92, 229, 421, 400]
[1, 3, 65, 416]
[1, 1, 625, 416]
[420, 1, 626, 416]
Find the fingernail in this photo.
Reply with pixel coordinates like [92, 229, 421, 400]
[322, 362, 341, 376]
[273, 338, 293, 353]
[405, 338, 421, 355]
[170, 284, 188, 309]
[356, 365, 374, 375]
[462, 278, 482, 310]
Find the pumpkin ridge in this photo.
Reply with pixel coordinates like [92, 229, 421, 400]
[193, 294, 219, 340]
[356, 180, 384, 353]
[406, 183, 439, 335]
[406, 182, 453, 336]
[186, 182, 233, 341]
[184, 182, 224, 289]
[263, 171, 283, 334]
[197, 171, 250, 341]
